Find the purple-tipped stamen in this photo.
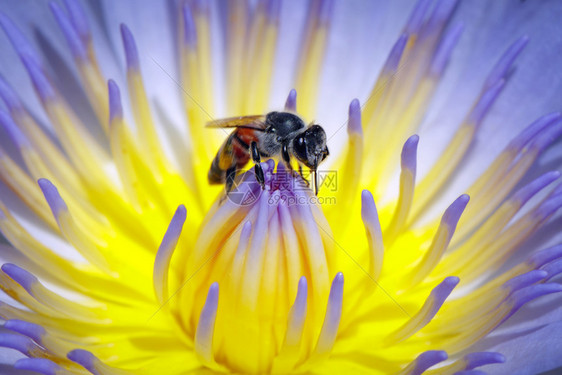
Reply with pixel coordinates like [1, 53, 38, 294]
[153, 205, 187, 304]
[441, 194, 470, 234]
[38, 178, 69, 217]
[511, 171, 560, 206]
[284, 89, 297, 112]
[503, 270, 548, 294]
[424, 0, 459, 34]
[182, 2, 197, 48]
[49, 1, 88, 61]
[67, 349, 101, 375]
[21, 55, 56, 102]
[3, 319, 46, 344]
[317, 0, 335, 25]
[401, 135, 419, 174]
[0, 75, 23, 112]
[532, 194, 562, 222]
[502, 283, 562, 324]
[404, 0, 433, 34]
[195, 282, 219, 363]
[0, 333, 34, 355]
[284, 276, 308, 346]
[381, 34, 408, 76]
[407, 350, 448, 375]
[506, 112, 561, 152]
[466, 79, 505, 127]
[347, 98, 362, 135]
[62, 0, 91, 44]
[265, 0, 281, 22]
[527, 119, 562, 153]
[527, 244, 562, 268]
[464, 351, 505, 370]
[314, 272, 344, 354]
[14, 358, 62, 375]
[120, 24, 140, 70]
[1, 263, 38, 294]
[0, 12, 42, 66]
[454, 371, 487, 375]
[108, 79, 123, 122]
[542, 258, 562, 282]
[429, 23, 464, 77]
[0, 110, 31, 148]
[484, 36, 529, 89]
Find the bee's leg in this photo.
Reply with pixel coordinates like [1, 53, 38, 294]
[225, 166, 237, 194]
[250, 141, 265, 189]
[298, 164, 310, 187]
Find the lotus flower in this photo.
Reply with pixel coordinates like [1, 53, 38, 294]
[0, 0, 561, 374]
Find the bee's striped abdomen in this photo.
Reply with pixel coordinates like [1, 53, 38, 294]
[207, 130, 254, 184]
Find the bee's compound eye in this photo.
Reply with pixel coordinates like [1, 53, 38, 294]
[293, 135, 307, 162]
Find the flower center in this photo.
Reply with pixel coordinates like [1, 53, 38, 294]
[164, 160, 340, 373]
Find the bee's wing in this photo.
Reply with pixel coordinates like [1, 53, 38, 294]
[206, 115, 267, 130]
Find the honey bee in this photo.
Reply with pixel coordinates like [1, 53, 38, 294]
[207, 111, 329, 195]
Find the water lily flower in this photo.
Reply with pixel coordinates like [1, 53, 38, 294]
[0, 0, 561, 374]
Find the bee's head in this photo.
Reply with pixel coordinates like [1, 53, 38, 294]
[292, 124, 329, 170]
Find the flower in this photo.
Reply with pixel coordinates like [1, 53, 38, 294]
[0, 0, 561, 374]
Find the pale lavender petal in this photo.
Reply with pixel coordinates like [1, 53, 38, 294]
[464, 351, 505, 370]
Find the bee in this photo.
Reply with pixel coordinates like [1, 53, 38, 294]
[207, 111, 329, 195]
